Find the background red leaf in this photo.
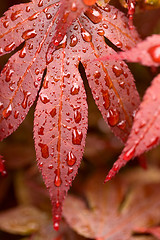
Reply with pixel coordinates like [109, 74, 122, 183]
[106, 73, 160, 181]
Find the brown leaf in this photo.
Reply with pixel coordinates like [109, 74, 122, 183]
[0, 206, 48, 235]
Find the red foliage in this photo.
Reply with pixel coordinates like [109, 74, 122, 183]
[0, 0, 145, 230]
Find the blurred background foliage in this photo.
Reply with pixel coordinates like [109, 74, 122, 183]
[0, 0, 160, 239]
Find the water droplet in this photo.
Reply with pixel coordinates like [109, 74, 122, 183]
[68, 167, 73, 175]
[148, 45, 160, 63]
[26, 6, 30, 12]
[21, 90, 31, 109]
[46, 13, 52, 19]
[97, 29, 104, 36]
[48, 164, 53, 169]
[2, 104, 12, 119]
[3, 21, 9, 28]
[38, 143, 49, 158]
[38, 126, 44, 135]
[74, 109, 81, 123]
[14, 110, 19, 119]
[101, 89, 110, 110]
[81, 27, 92, 42]
[103, 23, 108, 29]
[5, 69, 14, 82]
[107, 108, 119, 126]
[40, 94, 50, 104]
[85, 6, 102, 24]
[39, 162, 43, 167]
[62, 10, 70, 24]
[54, 169, 62, 187]
[11, 10, 21, 21]
[115, 40, 123, 48]
[74, 25, 78, 30]
[66, 152, 76, 166]
[54, 222, 59, 231]
[104, 5, 111, 12]
[119, 81, 125, 88]
[0, 48, 3, 55]
[94, 71, 101, 79]
[105, 75, 112, 88]
[19, 47, 26, 58]
[5, 42, 15, 52]
[22, 29, 37, 40]
[70, 84, 80, 95]
[113, 162, 119, 172]
[46, 53, 53, 65]
[71, 2, 77, 11]
[147, 136, 159, 148]
[35, 68, 40, 75]
[123, 146, 135, 161]
[70, 34, 78, 47]
[113, 11, 118, 20]
[50, 107, 56, 118]
[112, 65, 123, 77]
[28, 44, 33, 50]
[43, 79, 48, 89]
[0, 102, 4, 110]
[28, 12, 40, 21]
[117, 120, 126, 130]
[56, 200, 60, 208]
[38, 0, 43, 7]
[72, 127, 83, 145]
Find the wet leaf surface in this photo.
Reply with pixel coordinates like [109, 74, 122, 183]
[0, 0, 140, 229]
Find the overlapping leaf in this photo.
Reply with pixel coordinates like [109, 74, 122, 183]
[0, 0, 140, 229]
[101, 35, 160, 66]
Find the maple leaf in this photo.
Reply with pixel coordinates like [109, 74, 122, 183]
[63, 169, 160, 240]
[105, 35, 160, 182]
[0, 0, 140, 229]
